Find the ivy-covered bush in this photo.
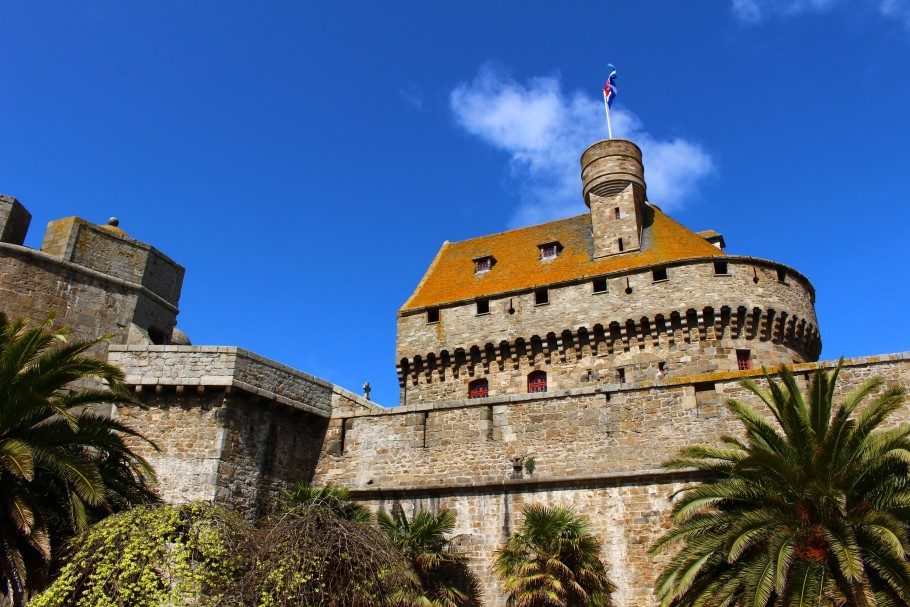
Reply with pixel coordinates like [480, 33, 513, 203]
[30, 503, 249, 607]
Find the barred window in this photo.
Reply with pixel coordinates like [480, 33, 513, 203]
[468, 378, 489, 399]
[527, 370, 547, 393]
[737, 349, 752, 370]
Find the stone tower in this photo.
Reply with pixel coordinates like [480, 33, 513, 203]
[394, 138, 821, 405]
[581, 139, 646, 257]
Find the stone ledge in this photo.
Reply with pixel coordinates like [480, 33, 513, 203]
[109, 345, 339, 416]
[331, 385, 383, 413]
[346, 467, 708, 498]
[341, 353, 910, 419]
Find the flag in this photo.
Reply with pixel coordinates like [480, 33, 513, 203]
[603, 64, 618, 109]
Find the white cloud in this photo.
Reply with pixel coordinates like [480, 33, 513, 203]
[731, 0, 764, 22]
[449, 64, 714, 227]
[880, 0, 910, 28]
[732, 0, 839, 21]
[731, 0, 910, 28]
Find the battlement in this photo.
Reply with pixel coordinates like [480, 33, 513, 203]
[41, 216, 184, 306]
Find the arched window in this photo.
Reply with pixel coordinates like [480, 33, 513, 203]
[468, 378, 489, 399]
[527, 370, 547, 393]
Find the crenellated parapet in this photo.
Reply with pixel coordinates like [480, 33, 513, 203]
[396, 253, 820, 404]
[397, 302, 819, 402]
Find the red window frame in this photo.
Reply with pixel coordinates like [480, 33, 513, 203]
[468, 378, 489, 399]
[527, 370, 547, 393]
[736, 350, 752, 370]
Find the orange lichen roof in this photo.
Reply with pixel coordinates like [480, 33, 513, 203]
[400, 206, 725, 312]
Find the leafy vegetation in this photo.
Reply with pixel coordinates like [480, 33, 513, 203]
[652, 365, 910, 606]
[218, 505, 416, 607]
[0, 314, 158, 606]
[281, 480, 371, 522]
[29, 503, 247, 607]
[378, 506, 482, 607]
[493, 504, 615, 607]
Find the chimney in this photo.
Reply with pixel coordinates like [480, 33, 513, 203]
[580, 139, 646, 258]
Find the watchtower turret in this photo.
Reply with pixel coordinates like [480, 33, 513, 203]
[581, 139, 646, 258]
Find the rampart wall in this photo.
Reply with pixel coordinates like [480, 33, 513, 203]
[315, 354, 910, 606]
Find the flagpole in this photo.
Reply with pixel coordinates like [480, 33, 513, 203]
[603, 89, 613, 139]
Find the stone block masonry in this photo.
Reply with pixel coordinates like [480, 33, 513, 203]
[108, 345, 341, 417]
[0, 195, 32, 245]
[314, 354, 910, 606]
[109, 345, 376, 518]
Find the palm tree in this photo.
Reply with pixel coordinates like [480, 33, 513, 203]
[378, 506, 481, 607]
[281, 481, 371, 522]
[493, 504, 614, 607]
[0, 314, 158, 606]
[651, 364, 910, 607]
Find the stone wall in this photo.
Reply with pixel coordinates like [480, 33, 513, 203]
[0, 243, 176, 355]
[315, 354, 910, 606]
[215, 393, 328, 517]
[109, 346, 377, 518]
[353, 476, 692, 607]
[115, 389, 228, 504]
[115, 386, 330, 518]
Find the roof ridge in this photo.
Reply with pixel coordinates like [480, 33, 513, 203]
[448, 213, 589, 246]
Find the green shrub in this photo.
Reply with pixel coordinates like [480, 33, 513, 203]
[30, 503, 249, 607]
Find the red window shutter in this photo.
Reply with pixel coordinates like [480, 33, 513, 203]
[736, 350, 751, 370]
[527, 371, 547, 393]
[469, 379, 489, 399]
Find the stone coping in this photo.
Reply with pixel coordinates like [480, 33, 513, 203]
[331, 385, 385, 414]
[109, 345, 371, 417]
[345, 467, 708, 498]
[342, 352, 910, 419]
[399, 254, 815, 316]
[0, 242, 179, 313]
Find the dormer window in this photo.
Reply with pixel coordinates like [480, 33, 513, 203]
[538, 241, 561, 261]
[473, 256, 495, 274]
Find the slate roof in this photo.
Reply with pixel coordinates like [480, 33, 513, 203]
[400, 205, 725, 313]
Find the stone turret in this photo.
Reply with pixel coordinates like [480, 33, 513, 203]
[0, 195, 186, 347]
[0, 195, 32, 246]
[581, 139, 646, 258]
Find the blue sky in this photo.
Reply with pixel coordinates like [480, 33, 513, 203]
[2, 1, 909, 405]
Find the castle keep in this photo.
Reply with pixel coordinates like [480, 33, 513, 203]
[1, 139, 907, 606]
[395, 140, 820, 405]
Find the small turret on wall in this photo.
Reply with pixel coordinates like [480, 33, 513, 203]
[0, 195, 32, 246]
[581, 139, 646, 258]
